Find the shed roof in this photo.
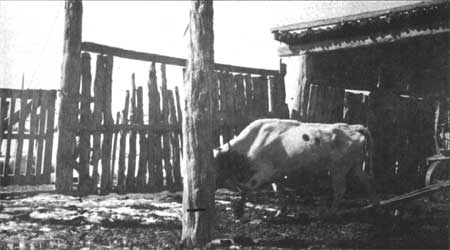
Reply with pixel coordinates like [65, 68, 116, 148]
[272, 0, 449, 46]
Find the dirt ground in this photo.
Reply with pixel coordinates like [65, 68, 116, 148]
[0, 186, 449, 250]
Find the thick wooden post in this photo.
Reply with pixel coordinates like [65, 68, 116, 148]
[181, 0, 215, 247]
[292, 54, 313, 121]
[126, 74, 137, 192]
[78, 52, 92, 194]
[117, 91, 129, 193]
[56, 0, 82, 194]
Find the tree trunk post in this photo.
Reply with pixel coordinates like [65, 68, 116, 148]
[181, 0, 215, 247]
[56, 0, 82, 194]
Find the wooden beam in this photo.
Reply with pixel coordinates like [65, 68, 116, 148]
[56, 0, 82, 194]
[271, 0, 448, 33]
[278, 27, 450, 56]
[181, 0, 215, 247]
[81, 42, 279, 76]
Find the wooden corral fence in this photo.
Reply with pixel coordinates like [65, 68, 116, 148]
[0, 89, 57, 186]
[71, 42, 289, 195]
[299, 83, 436, 193]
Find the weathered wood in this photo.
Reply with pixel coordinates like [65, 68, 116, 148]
[42, 91, 56, 184]
[100, 55, 114, 194]
[56, 0, 82, 194]
[243, 74, 252, 117]
[0, 99, 8, 181]
[147, 62, 163, 191]
[220, 72, 232, 142]
[306, 84, 318, 122]
[78, 52, 92, 193]
[160, 64, 173, 188]
[26, 90, 40, 183]
[276, 63, 289, 118]
[168, 90, 181, 190]
[181, 0, 215, 246]
[81, 42, 279, 76]
[91, 55, 105, 193]
[110, 112, 120, 187]
[126, 74, 137, 192]
[175, 86, 183, 155]
[295, 54, 313, 121]
[4, 94, 16, 180]
[117, 90, 129, 193]
[136, 86, 148, 192]
[15, 94, 27, 184]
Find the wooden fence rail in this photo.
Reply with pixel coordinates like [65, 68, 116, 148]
[69, 42, 288, 194]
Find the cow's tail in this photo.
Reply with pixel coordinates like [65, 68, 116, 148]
[359, 127, 374, 178]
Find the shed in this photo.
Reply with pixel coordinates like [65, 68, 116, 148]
[272, 0, 449, 193]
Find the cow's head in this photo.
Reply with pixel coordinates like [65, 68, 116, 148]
[213, 148, 253, 191]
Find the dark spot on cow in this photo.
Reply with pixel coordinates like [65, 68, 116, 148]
[250, 180, 257, 187]
[302, 134, 310, 141]
[315, 137, 320, 145]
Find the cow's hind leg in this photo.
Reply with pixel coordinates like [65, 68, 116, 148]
[353, 163, 377, 202]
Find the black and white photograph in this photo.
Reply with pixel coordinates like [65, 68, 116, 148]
[0, 0, 449, 249]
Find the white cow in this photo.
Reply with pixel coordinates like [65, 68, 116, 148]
[213, 119, 377, 217]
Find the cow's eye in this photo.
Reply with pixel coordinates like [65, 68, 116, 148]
[302, 134, 310, 141]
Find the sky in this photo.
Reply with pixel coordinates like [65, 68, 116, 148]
[0, 1, 419, 113]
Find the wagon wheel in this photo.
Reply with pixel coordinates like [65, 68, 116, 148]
[425, 160, 450, 201]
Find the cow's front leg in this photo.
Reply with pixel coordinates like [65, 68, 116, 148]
[330, 169, 347, 212]
[273, 178, 290, 217]
[232, 189, 248, 219]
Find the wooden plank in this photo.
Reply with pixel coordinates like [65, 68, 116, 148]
[26, 90, 40, 183]
[117, 90, 129, 193]
[78, 52, 93, 192]
[81, 42, 279, 76]
[35, 92, 47, 183]
[4, 95, 15, 185]
[136, 86, 148, 192]
[306, 84, 318, 122]
[234, 74, 246, 133]
[56, 0, 82, 193]
[14, 95, 28, 184]
[4, 101, 32, 129]
[243, 74, 252, 118]
[160, 64, 173, 188]
[91, 55, 105, 192]
[100, 55, 114, 194]
[110, 112, 120, 187]
[42, 90, 56, 184]
[175, 86, 183, 155]
[0, 98, 7, 180]
[147, 62, 163, 191]
[126, 74, 137, 192]
[169, 90, 181, 190]
[222, 72, 233, 142]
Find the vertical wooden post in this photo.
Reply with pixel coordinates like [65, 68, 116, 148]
[136, 86, 148, 192]
[147, 62, 163, 191]
[56, 0, 82, 194]
[78, 52, 92, 193]
[292, 54, 313, 121]
[100, 55, 114, 194]
[175, 86, 183, 154]
[126, 74, 137, 192]
[181, 0, 215, 247]
[160, 64, 173, 188]
[110, 112, 120, 187]
[168, 90, 181, 190]
[42, 91, 56, 184]
[91, 55, 105, 192]
[26, 90, 40, 184]
[117, 90, 129, 193]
